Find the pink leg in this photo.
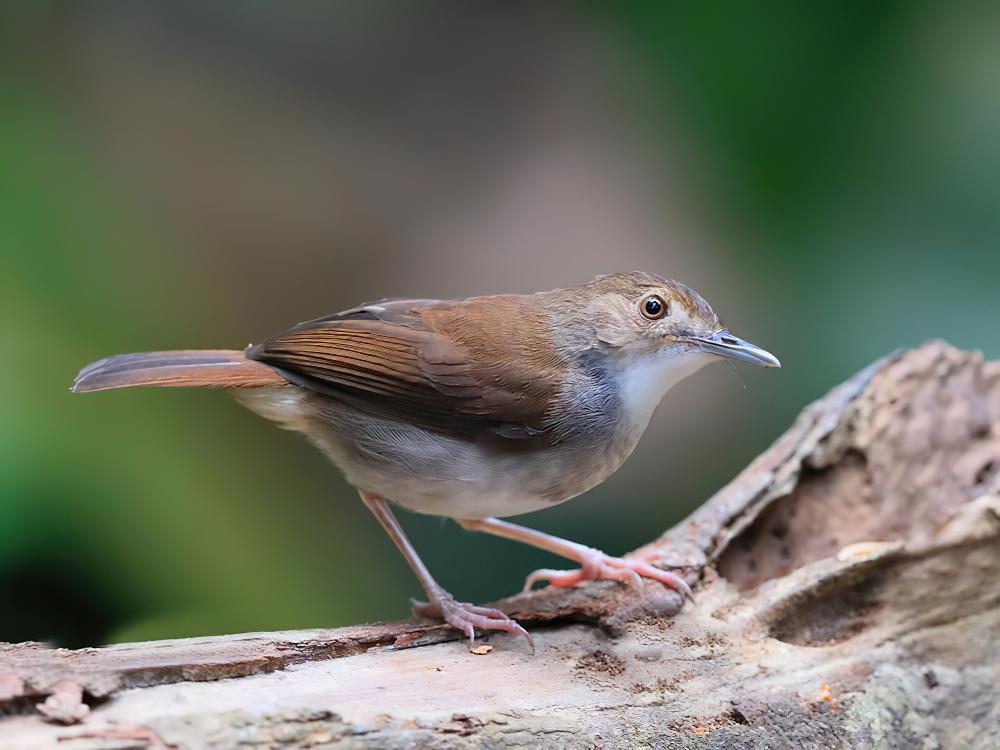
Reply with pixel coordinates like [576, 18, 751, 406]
[359, 492, 532, 651]
[457, 517, 693, 599]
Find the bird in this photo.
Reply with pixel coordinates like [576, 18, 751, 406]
[72, 271, 779, 649]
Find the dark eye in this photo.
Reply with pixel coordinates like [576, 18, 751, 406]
[640, 294, 668, 320]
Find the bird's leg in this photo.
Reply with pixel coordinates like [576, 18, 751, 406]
[457, 517, 692, 599]
[359, 492, 532, 651]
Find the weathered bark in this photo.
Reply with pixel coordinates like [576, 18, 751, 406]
[3, 341, 998, 749]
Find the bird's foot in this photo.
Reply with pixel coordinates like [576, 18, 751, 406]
[412, 591, 534, 652]
[523, 548, 693, 600]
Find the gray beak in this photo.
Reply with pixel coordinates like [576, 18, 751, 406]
[693, 330, 781, 368]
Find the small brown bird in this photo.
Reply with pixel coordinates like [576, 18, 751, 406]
[73, 272, 778, 648]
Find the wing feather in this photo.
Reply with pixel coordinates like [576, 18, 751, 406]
[246, 298, 564, 439]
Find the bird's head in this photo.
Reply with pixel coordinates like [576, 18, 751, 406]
[575, 271, 780, 370]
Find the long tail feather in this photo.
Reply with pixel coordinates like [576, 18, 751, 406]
[72, 349, 289, 393]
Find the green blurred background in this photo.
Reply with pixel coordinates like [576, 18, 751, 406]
[2, 2, 998, 647]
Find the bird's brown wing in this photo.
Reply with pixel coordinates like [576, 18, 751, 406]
[245, 297, 566, 439]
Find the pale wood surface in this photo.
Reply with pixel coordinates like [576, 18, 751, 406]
[3, 342, 998, 749]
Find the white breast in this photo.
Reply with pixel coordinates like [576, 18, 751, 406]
[615, 349, 713, 436]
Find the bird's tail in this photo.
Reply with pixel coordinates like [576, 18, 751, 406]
[71, 349, 289, 393]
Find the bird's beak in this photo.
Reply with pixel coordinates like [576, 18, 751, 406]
[691, 330, 781, 368]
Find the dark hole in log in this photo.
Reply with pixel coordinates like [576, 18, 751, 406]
[718, 452, 876, 590]
[767, 571, 883, 647]
[975, 460, 995, 485]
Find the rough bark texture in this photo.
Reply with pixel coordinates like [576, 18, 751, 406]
[3, 341, 998, 749]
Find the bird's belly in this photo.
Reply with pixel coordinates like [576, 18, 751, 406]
[359, 445, 628, 519]
[236, 387, 635, 519]
[348, 446, 629, 519]
[324, 421, 633, 519]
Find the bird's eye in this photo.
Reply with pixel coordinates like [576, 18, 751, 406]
[640, 294, 668, 320]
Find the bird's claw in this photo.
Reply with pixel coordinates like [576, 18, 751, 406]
[412, 594, 534, 653]
[523, 551, 693, 600]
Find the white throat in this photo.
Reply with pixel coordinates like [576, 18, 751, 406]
[616, 349, 712, 432]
